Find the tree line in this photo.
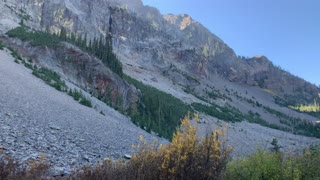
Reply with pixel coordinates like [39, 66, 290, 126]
[6, 26, 123, 76]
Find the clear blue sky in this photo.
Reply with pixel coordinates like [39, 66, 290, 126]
[142, 0, 320, 86]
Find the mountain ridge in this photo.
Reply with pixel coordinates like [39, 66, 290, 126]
[1, 0, 319, 137]
[4, 0, 318, 103]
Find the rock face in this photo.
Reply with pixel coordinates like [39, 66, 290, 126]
[2, 0, 315, 104]
[241, 56, 319, 104]
[2, 37, 139, 110]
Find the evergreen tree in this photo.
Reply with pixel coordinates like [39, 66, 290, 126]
[59, 27, 67, 41]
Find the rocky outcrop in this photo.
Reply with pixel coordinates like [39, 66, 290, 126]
[1, 37, 139, 110]
[241, 56, 319, 104]
[1, 0, 319, 102]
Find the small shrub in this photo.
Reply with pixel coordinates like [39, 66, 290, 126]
[271, 138, 281, 152]
[0, 40, 5, 50]
[80, 98, 92, 108]
[68, 89, 92, 108]
[14, 59, 20, 64]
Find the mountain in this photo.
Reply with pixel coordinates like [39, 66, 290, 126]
[0, 0, 319, 175]
[1, 0, 318, 103]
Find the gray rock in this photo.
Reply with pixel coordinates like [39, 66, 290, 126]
[49, 125, 61, 131]
[82, 155, 90, 162]
[123, 154, 131, 159]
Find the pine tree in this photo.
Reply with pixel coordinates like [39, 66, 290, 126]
[59, 27, 67, 41]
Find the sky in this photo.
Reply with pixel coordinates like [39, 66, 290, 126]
[142, 0, 320, 86]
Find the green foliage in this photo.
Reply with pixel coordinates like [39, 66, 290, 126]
[79, 96, 92, 107]
[18, 8, 31, 21]
[5, 44, 94, 110]
[191, 103, 243, 123]
[227, 146, 320, 180]
[9, 48, 23, 60]
[297, 145, 320, 179]
[192, 103, 287, 132]
[68, 88, 82, 101]
[207, 90, 219, 100]
[124, 75, 191, 139]
[274, 96, 291, 107]
[303, 111, 320, 119]
[245, 110, 278, 129]
[0, 40, 5, 50]
[32, 67, 67, 92]
[6, 26, 123, 76]
[14, 59, 20, 64]
[6, 26, 60, 48]
[32, 68, 93, 108]
[63, 30, 123, 76]
[264, 106, 320, 138]
[68, 89, 93, 108]
[227, 149, 284, 180]
[206, 89, 232, 101]
[271, 138, 281, 152]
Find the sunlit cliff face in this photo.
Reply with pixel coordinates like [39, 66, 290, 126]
[113, 0, 143, 10]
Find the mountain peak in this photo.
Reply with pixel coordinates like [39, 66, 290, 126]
[253, 55, 265, 59]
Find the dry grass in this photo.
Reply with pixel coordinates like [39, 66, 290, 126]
[0, 150, 50, 180]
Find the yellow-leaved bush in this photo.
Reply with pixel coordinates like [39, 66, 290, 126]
[129, 113, 233, 179]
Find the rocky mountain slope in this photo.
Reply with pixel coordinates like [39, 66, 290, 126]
[0, 0, 320, 175]
[1, 47, 318, 176]
[1, 0, 319, 104]
[0, 48, 167, 175]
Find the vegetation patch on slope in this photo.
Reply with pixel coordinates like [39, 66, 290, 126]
[263, 106, 320, 138]
[6, 26, 60, 47]
[124, 75, 191, 139]
[6, 26, 123, 76]
[32, 67, 92, 108]
[32, 67, 68, 91]
[191, 103, 243, 123]
[289, 100, 320, 119]
[68, 88, 93, 108]
[2, 43, 93, 108]
[191, 102, 279, 130]
[0, 40, 5, 50]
